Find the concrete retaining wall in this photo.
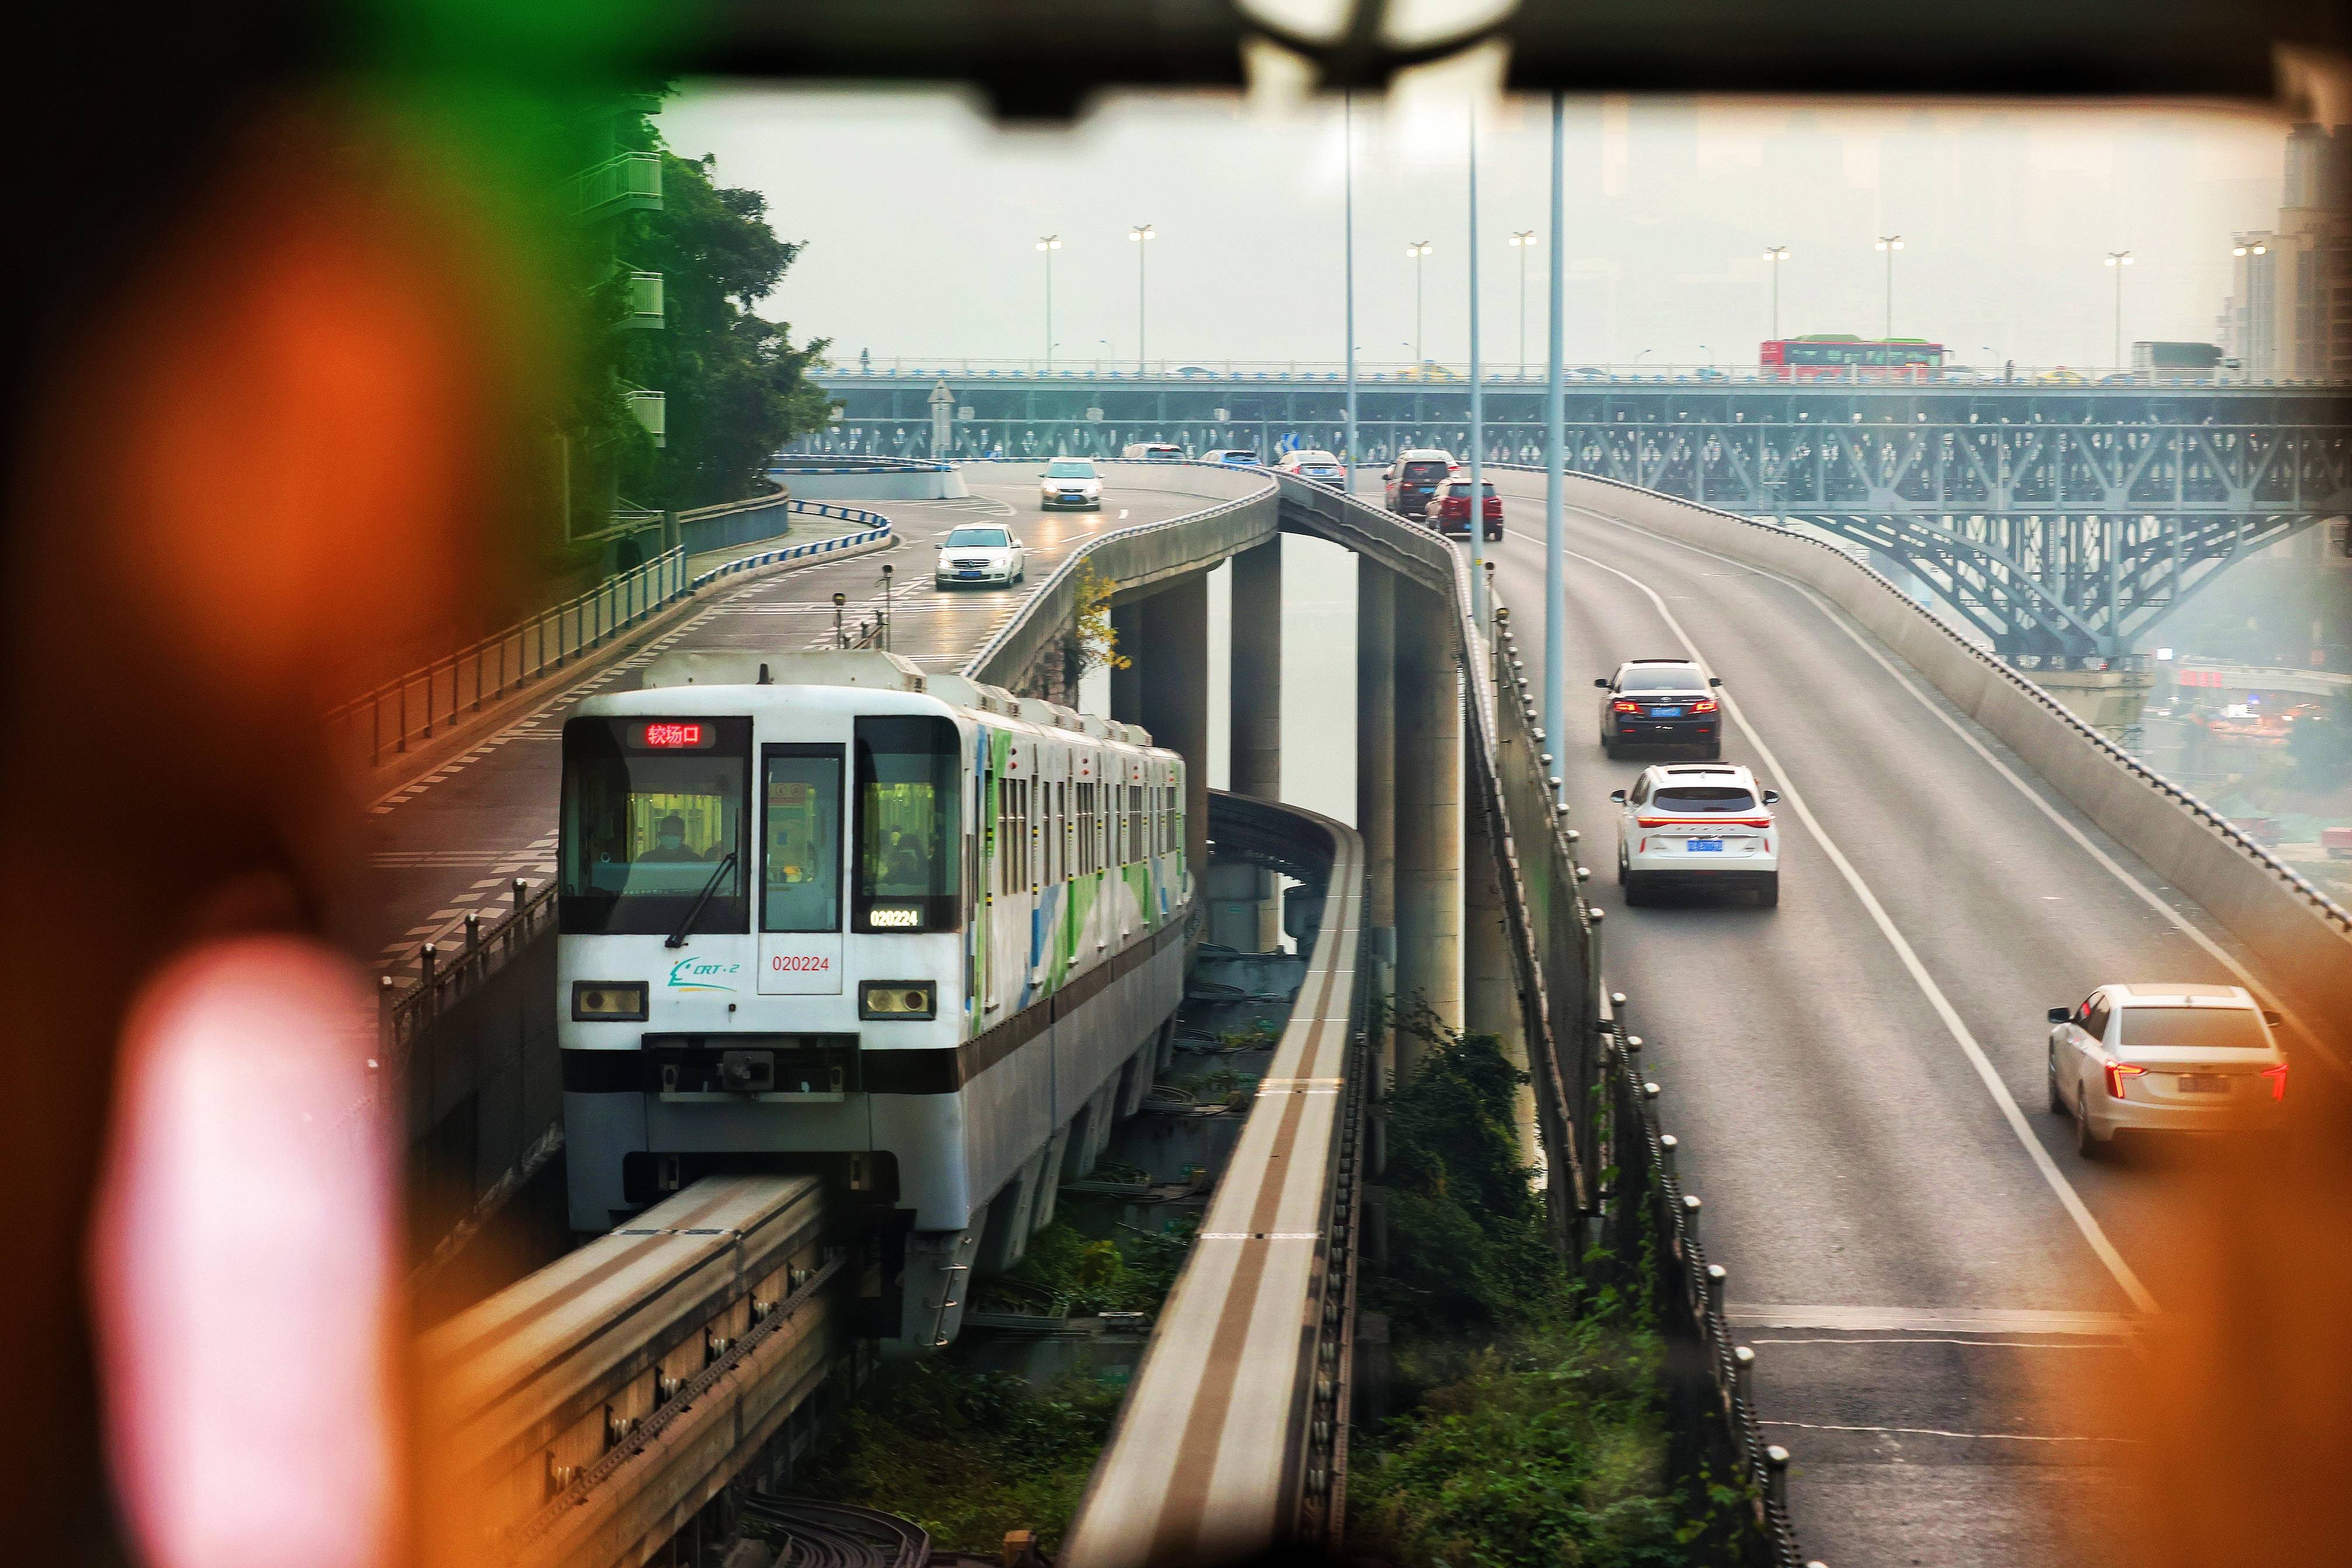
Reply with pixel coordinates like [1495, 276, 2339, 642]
[1553, 471, 2352, 1056]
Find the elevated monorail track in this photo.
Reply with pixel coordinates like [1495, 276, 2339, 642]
[1065, 796, 1368, 1567]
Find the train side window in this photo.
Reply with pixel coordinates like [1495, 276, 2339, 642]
[761, 746, 843, 933]
[852, 715, 962, 933]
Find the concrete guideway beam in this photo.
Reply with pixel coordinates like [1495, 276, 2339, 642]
[1356, 565, 1398, 1086]
[1138, 572, 1213, 880]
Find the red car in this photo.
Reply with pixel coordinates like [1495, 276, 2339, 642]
[1424, 478, 1503, 541]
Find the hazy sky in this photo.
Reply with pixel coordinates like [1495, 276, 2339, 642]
[665, 85, 2292, 371]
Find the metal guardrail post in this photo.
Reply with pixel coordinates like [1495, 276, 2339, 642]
[514, 877, 528, 916]
[419, 942, 438, 996]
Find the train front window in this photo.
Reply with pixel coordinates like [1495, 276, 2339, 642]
[763, 747, 844, 933]
[853, 715, 962, 932]
[559, 718, 752, 935]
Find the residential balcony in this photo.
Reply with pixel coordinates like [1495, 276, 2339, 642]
[626, 388, 666, 447]
[573, 152, 662, 220]
[626, 270, 664, 328]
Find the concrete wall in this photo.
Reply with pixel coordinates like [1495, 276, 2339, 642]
[765, 466, 968, 501]
[1555, 472, 2352, 1056]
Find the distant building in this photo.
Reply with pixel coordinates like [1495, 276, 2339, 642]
[2220, 123, 2352, 380]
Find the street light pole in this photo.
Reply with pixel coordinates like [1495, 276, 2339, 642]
[1129, 223, 1155, 373]
[1763, 245, 1790, 343]
[1407, 241, 1433, 367]
[1544, 91, 1567, 800]
[1874, 234, 1903, 342]
[1036, 235, 1062, 369]
[1345, 91, 1357, 477]
[1468, 104, 1485, 621]
[2104, 249, 2133, 373]
[1510, 229, 1538, 378]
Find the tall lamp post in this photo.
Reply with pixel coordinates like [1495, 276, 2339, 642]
[1466, 105, 1485, 621]
[1128, 223, 1155, 373]
[2104, 249, 2133, 373]
[1344, 91, 1357, 477]
[1407, 240, 1433, 368]
[1874, 234, 1903, 342]
[1543, 90, 1566, 801]
[1036, 235, 1062, 369]
[1763, 244, 1790, 343]
[1509, 229, 1538, 378]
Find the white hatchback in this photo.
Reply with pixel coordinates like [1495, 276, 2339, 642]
[935, 524, 1026, 589]
[2046, 983, 2288, 1156]
[1040, 457, 1103, 510]
[1610, 764, 1781, 907]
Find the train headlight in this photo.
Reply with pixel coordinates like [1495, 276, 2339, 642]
[859, 981, 936, 1020]
[571, 981, 648, 1021]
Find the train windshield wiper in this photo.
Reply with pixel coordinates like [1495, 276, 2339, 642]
[664, 850, 738, 949]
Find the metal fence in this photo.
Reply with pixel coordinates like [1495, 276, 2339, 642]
[383, 877, 558, 1059]
[323, 508, 893, 767]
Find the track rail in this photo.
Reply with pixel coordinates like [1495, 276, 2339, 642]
[1063, 794, 1367, 1567]
[418, 1175, 844, 1568]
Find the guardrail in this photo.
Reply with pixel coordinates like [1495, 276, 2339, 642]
[765, 452, 955, 474]
[817, 358, 2339, 390]
[324, 508, 893, 766]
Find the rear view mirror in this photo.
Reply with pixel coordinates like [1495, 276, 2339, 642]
[1760, 789, 1780, 805]
[1709, 676, 1724, 687]
[1608, 789, 1627, 804]
[2263, 1009, 2284, 1027]
[1594, 677, 1611, 688]
[2048, 1006, 2071, 1024]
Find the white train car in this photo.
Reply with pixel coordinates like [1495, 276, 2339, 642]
[556, 650, 1191, 1345]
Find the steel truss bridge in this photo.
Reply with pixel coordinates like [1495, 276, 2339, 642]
[805, 373, 2352, 662]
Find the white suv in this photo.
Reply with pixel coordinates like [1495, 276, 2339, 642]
[1040, 457, 1103, 510]
[2046, 983, 2288, 1157]
[1609, 764, 1780, 907]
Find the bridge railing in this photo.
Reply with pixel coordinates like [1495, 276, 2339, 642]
[323, 506, 893, 767]
[818, 357, 2341, 389]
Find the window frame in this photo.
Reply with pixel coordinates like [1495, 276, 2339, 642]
[758, 743, 846, 935]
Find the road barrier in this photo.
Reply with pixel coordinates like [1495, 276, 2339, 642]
[323, 508, 891, 766]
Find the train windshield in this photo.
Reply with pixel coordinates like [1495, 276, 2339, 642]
[853, 715, 962, 932]
[559, 717, 752, 935]
[763, 747, 844, 932]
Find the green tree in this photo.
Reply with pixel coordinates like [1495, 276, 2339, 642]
[612, 144, 835, 509]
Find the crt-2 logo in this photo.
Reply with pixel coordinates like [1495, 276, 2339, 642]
[667, 956, 743, 992]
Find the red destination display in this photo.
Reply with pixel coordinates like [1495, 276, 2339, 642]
[638, 722, 708, 748]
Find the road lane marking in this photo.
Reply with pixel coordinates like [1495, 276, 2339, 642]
[1728, 1303, 2136, 1335]
[1757, 1419, 2134, 1444]
[1569, 506, 2347, 1082]
[1564, 543, 2162, 1316]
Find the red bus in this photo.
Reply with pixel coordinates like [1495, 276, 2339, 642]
[1760, 334, 1945, 382]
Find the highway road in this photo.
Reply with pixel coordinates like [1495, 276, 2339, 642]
[1373, 470, 2341, 1567]
[356, 467, 1240, 984]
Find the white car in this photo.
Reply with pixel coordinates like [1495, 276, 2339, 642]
[1200, 449, 1263, 468]
[935, 524, 1026, 589]
[2046, 983, 2288, 1157]
[1039, 458, 1103, 510]
[1121, 442, 1185, 462]
[1276, 449, 1348, 487]
[1609, 764, 1780, 907]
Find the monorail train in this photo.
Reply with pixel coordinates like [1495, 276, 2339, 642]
[556, 649, 1191, 1343]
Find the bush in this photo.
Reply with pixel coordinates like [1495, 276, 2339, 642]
[1354, 1318, 1686, 1568]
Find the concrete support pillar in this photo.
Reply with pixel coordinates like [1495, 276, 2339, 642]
[1465, 800, 1537, 1166]
[1357, 565, 1398, 1089]
[1139, 574, 1211, 891]
[1229, 541, 1282, 803]
[1393, 578, 1462, 1072]
[1110, 600, 1144, 724]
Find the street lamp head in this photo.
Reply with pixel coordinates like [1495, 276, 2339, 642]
[1407, 241, 1433, 257]
[2106, 250, 2133, 267]
[1129, 225, 1155, 242]
[1875, 235, 1903, 251]
[1765, 246, 1790, 261]
[1037, 236, 1062, 251]
[1510, 229, 1538, 247]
